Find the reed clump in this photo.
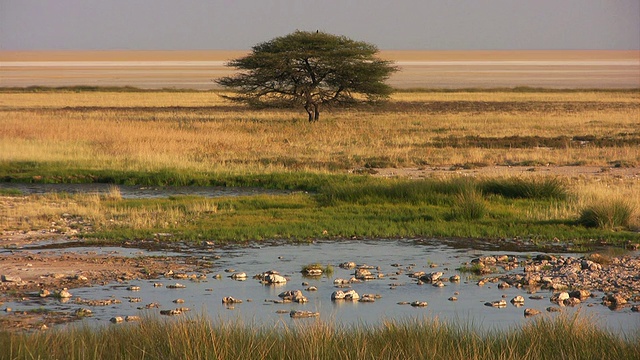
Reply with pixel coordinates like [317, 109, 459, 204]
[1, 314, 637, 360]
[578, 199, 635, 230]
[451, 187, 487, 220]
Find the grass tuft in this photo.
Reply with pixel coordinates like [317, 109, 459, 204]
[450, 187, 487, 220]
[480, 177, 567, 200]
[578, 199, 635, 230]
[1, 313, 637, 360]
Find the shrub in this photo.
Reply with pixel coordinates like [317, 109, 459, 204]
[450, 187, 486, 220]
[480, 178, 567, 200]
[578, 200, 634, 229]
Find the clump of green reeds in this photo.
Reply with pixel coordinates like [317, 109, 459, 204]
[450, 187, 487, 220]
[1, 313, 637, 360]
[578, 199, 635, 230]
[479, 177, 567, 200]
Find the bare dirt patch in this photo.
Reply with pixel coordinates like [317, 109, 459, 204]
[373, 165, 640, 180]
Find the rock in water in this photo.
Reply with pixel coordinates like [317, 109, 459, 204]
[290, 310, 319, 318]
[524, 308, 541, 317]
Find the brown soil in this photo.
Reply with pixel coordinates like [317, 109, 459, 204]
[373, 165, 640, 180]
[0, 233, 207, 331]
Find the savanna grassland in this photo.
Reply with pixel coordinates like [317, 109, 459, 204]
[0, 88, 638, 245]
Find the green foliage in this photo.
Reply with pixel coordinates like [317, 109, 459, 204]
[479, 178, 567, 200]
[217, 31, 398, 121]
[0, 188, 23, 196]
[578, 200, 634, 229]
[450, 187, 487, 220]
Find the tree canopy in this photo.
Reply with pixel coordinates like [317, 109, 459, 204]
[216, 31, 398, 122]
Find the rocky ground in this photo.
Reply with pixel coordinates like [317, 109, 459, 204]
[0, 232, 210, 330]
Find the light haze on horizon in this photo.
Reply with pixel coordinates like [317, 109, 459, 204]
[1, 0, 639, 51]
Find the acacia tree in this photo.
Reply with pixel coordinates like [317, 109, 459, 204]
[216, 31, 398, 122]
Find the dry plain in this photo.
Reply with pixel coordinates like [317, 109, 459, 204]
[1, 50, 639, 89]
[1, 50, 639, 332]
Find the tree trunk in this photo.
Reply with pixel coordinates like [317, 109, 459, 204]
[305, 103, 313, 122]
[313, 104, 320, 122]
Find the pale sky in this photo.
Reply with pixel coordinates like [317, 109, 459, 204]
[1, 0, 639, 51]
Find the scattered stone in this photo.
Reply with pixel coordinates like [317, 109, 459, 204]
[305, 268, 323, 276]
[529, 295, 545, 300]
[110, 316, 124, 323]
[524, 308, 541, 317]
[569, 289, 591, 300]
[449, 275, 461, 282]
[125, 315, 141, 322]
[255, 271, 288, 284]
[331, 289, 360, 301]
[359, 294, 379, 303]
[511, 295, 525, 305]
[160, 309, 183, 316]
[279, 290, 308, 303]
[39, 289, 51, 298]
[603, 293, 628, 308]
[290, 310, 319, 318]
[410, 301, 428, 307]
[550, 292, 570, 304]
[74, 308, 93, 317]
[231, 272, 247, 280]
[128, 297, 142, 303]
[631, 305, 640, 312]
[306, 286, 318, 291]
[546, 306, 562, 313]
[173, 299, 185, 304]
[127, 286, 140, 291]
[420, 272, 443, 283]
[448, 296, 458, 302]
[166, 283, 186, 289]
[55, 289, 72, 298]
[153, 283, 163, 287]
[333, 278, 350, 285]
[564, 297, 581, 307]
[222, 296, 242, 304]
[355, 268, 375, 281]
[485, 300, 507, 308]
[339, 262, 356, 269]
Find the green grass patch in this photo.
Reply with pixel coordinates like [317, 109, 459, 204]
[578, 200, 635, 230]
[479, 177, 567, 200]
[0, 187, 23, 196]
[1, 170, 638, 246]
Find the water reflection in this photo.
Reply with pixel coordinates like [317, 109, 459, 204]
[5, 240, 638, 334]
[0, 183, 292, 199]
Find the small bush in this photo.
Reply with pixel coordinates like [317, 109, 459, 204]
[450, 187, 486, 220]
[480, 178, 567, 200]
[578, 200, 634, 229]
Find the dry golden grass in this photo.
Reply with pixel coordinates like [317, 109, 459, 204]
[1, 91, 637, 174]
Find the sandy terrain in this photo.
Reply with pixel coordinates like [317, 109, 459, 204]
[373, 165, 640, 180]
[1, 50, 638, 89]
